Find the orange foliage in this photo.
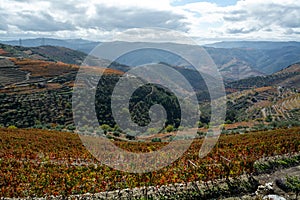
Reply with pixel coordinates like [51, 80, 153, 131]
[253, 86, 273, 93]
[9, 58, 123, 78]
[0, 127, 299, 197]
[9, 58, 78, 77]
[0, 48, 8, 55]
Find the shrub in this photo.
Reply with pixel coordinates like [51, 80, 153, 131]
[265, 115, 272, 122]
[147, 128, 158, 134]
[8, 125, 17, 129]
[197, 121, 204, 128]
[55, 125, 64, 131]
[165, 125, 174, 133]
[113, 131, 120, 137]
[225, 120, 232, 124]
[197, 131, 206, 136]
[126, 134, 135, 140]
[113, 125, 121, 132]
[151, 138, 161, 142]
[221, 130, 229, 134]
[100, 124, 111, 134]
[177, 126, 185, 131]
[67, 125, 76, 131]
[106, 135, 113, 140]
[34, 124, 44, 129]
[285, 176, 300, 198]
[45, 124, 52, 129]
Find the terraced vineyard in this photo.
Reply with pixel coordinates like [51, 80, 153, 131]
[0, 127, 299, 197]
[221, 84, 300, 123]
[0, 56, 128, 129]
[0, 58, 28, 86]
[0, 87, 73, 128]
[261, 94, 300, 121]
[280, 94, 300, 112]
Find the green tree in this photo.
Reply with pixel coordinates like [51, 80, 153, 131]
[165, 125, 174, 133]
[265, 115, 273, 122]
[100, 124, 111, 134]
[197, 121, 204, 128]
[151, 138, 161, 142]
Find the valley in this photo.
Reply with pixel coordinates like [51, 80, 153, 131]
[1, 0, 300, 198]
[0, 42, 299, 199]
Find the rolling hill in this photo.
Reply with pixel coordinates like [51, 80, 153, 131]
[92, 41, 300, 80]
[0, 38, 100, 54]
[226, 62, 300, 91]
[0, 43, 87, 65]
[0, 42, 299, 130]
[2, 40, 300, 81]
[222, 63, 300, 123]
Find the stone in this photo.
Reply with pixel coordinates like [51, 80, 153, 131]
[263, 194, 286, 200]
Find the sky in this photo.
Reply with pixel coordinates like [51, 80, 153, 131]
[0, 0, 299, 44]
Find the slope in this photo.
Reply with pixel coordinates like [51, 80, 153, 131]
[0, 38, 100, 54]
[223, 63, 300, 123]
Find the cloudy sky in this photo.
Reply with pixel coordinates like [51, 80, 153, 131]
[0, 0, 299, 44]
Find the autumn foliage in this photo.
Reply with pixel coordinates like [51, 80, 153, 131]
[0, 127, 299, 197]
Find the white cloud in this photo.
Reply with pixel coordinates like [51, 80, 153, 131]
[180, 0, 300, 42]
[0, 0, 299, 42]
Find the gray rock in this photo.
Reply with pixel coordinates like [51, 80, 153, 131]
[263, 194, 286, 200]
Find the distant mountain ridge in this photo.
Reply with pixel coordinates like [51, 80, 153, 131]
[1, 40, 300, 81]
[205, 41, 300, 49]
[97, 41, 300, 80]
[226, 62, 300, 91]
[0, 38, 100, 54]
[205, 45, 300, 76]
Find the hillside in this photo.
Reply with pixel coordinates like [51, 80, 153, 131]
[0, 38, 100, 54]
[205, 46, 300, 76]
[0, 42, 299, 132]
[0, 127, 299, 198]
[276, 62, 300, 74]
[0, 57, 184, 130]
[227, 62, 300, 90]
[225, 86, 300, 122]
[0, 46, 299, 200]
[95, 41, 300, 80]
[0, 57, 123, 91]
[221, 64, 300, 123]
[0, 43, 87, 65]
[3, 40, 300, 81]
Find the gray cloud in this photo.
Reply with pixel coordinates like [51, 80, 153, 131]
[222, 2, 300, 35]
[227, 27, 259, 34]
[278, 10, 300, 28]
[0, 0, 299, 40]
[14, 12, 75, 32]
[223, 9, 248, 22]
[91, 6, 188, 31]
[285, 28, 300, 35]
[0, 15, 8, 30]
[58, 4, 190, 32]
[0, 1, 189, 34]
